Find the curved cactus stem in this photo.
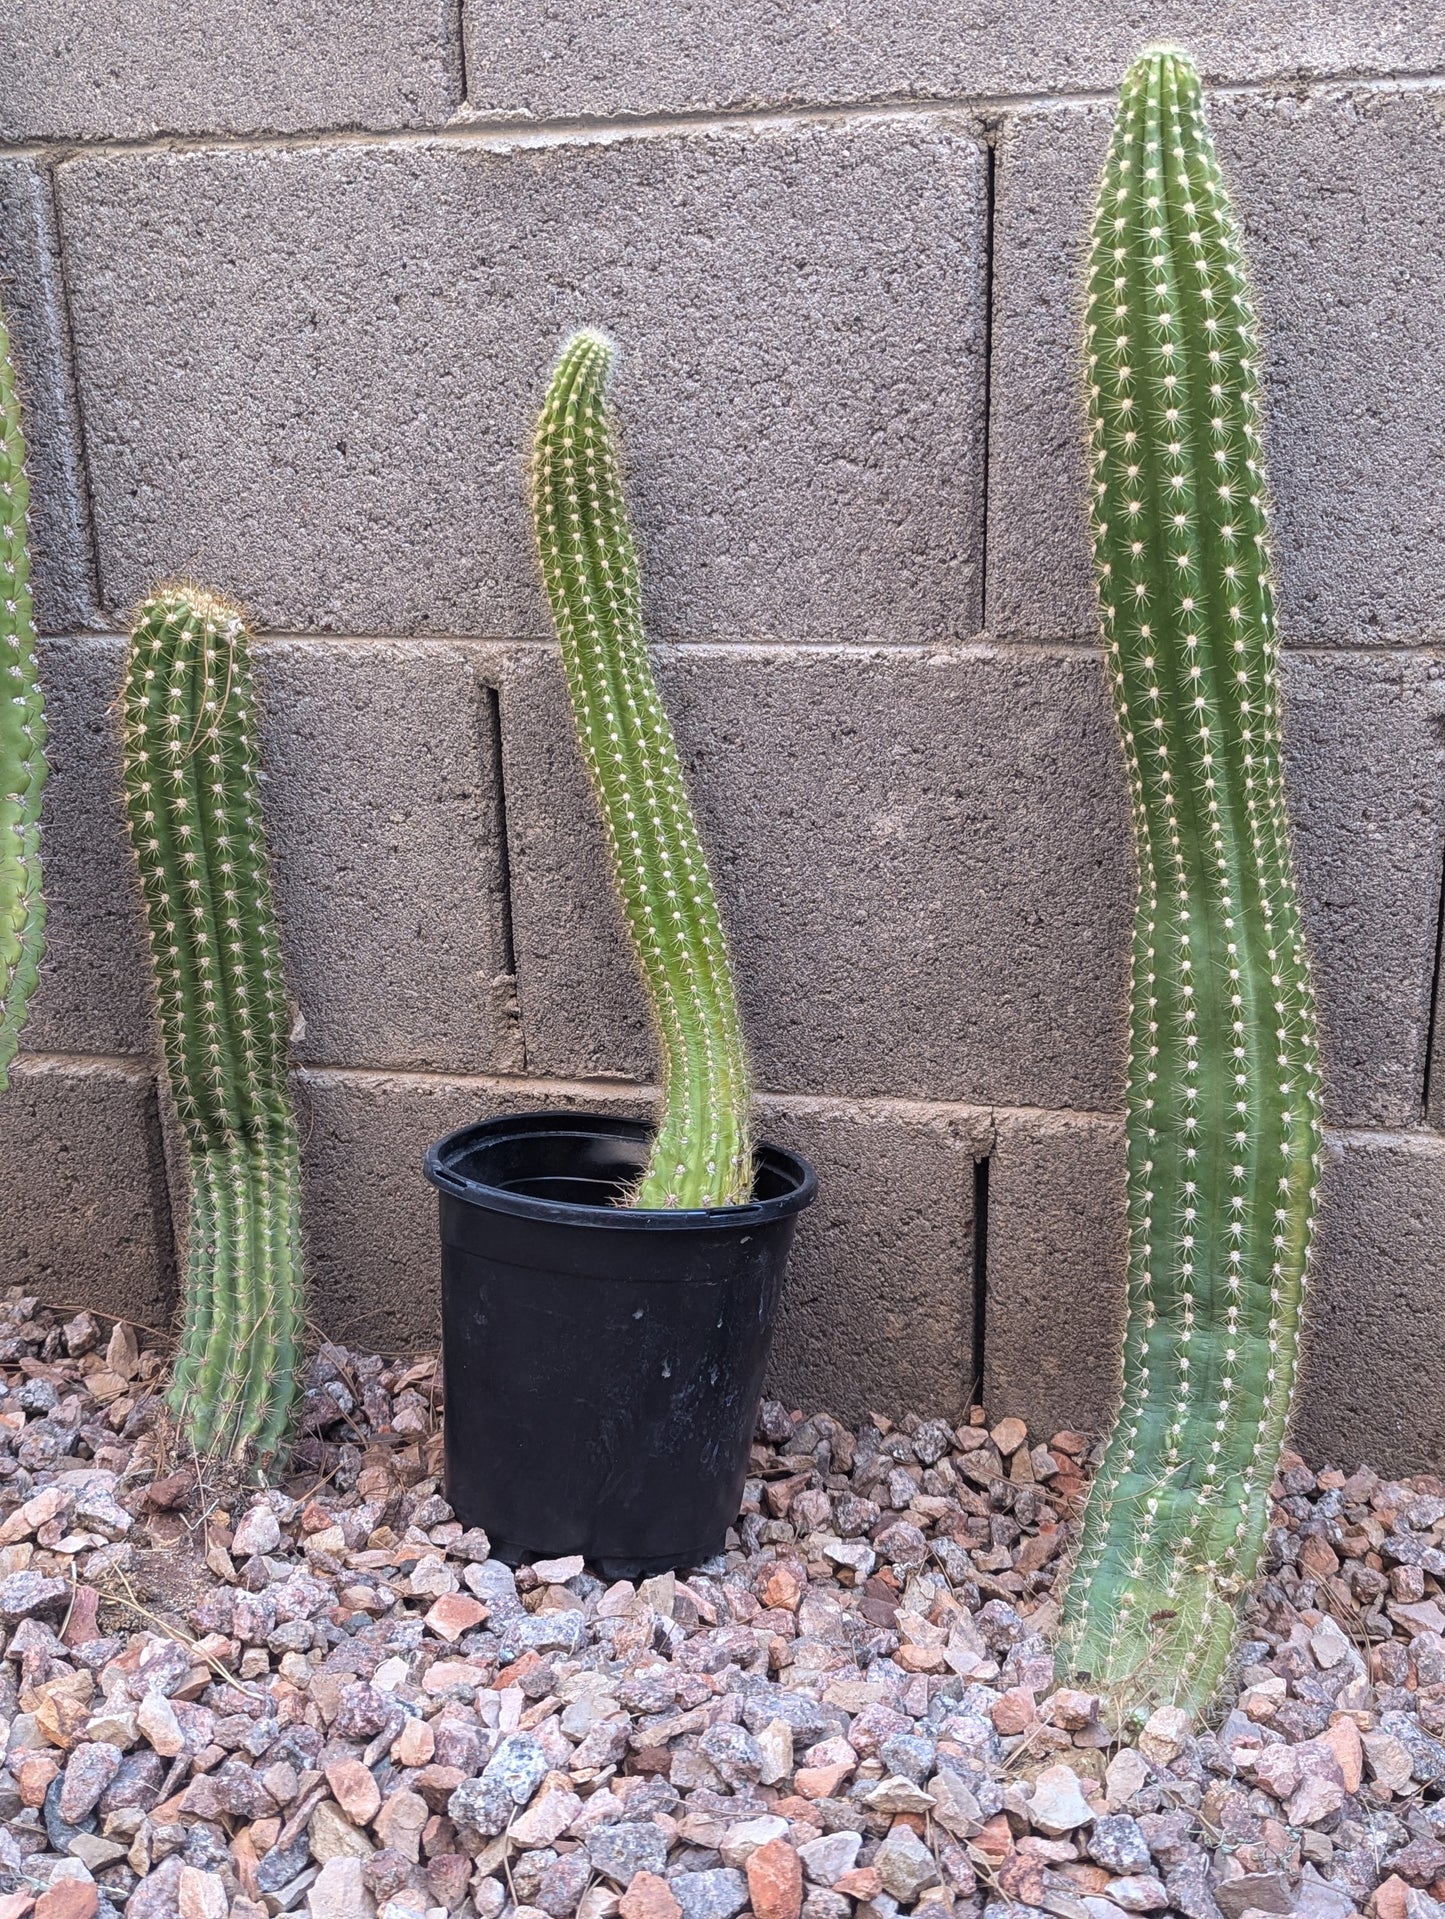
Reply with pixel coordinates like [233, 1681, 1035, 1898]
[0, 301, 46, 1091]
[1057, 48, 1324, 1718]
[122, 586, 305, 1466]
[531, 330, 754, 1209]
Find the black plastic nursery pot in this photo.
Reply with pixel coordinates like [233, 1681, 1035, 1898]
[422, 1112, 817, 1578]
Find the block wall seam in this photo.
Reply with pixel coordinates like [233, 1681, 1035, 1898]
[17, 1049, 1431, 1151]
[36, 161, 103, 621]
[4, 69, 1443, 166]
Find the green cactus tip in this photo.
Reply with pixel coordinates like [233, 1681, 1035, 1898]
[531, 330, 754, 1209]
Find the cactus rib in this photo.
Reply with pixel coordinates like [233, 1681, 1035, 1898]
[122, 587, 303, 1462]
[1057, 49, 1324, 1715]
[531, 330, 753, 1209]
[0, 302, 46, 1090]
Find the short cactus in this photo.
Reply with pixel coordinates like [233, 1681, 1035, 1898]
[0, 299, 46, 1091]
[531, 330, 753, 1208]
[122, 587, 304, 1461]
[1058, 49, 1324, 1714]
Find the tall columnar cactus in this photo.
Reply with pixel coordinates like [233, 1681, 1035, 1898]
[0, 302, 46, 1090]
[122, 588, 303, 1462]
[1058, 49, 1324, 1714]
[531, 330, 753, 1208]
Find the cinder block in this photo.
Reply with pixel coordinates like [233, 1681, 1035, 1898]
[504, 641, 1444, 1127]
[0, 1056, 175, 1329]
[0, 162, 95, 632]
[988, 91, 1445, 649]
[502, 640, 1135, 1114]
[24, 638, 151, 1058]
[986, 1112, 1445, 1477]
[253, 640, 516, 1075]
[56, 122, 988, 640]
[1293, 1130, 1445, 1476]
[295, 1066, 982, 1418]
[758, 1093, 986, 1423]
[464, 4, 1445, 120]
[23, 636, 518, 1076]
[5, 0, 458, 140]
[1285, 651, 1445, 1129]
[983, 1109, 1128, 1444]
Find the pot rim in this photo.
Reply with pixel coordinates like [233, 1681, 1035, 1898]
[423, 1110, 817, 1231]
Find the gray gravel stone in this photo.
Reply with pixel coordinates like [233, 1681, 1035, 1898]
[670, 1868, 750, 1919]
[1088, 1817, 1152, 1877]
[0, 1571, 69, 1618]
[798, 1832, 863, 1886]
[448, 1776, 515, 1840]
[586, 1822, 671, 1884]
[57, 1742, 123, 1823]
[875, 1825, 941, 1903]
[482, 1732, 550, 1804]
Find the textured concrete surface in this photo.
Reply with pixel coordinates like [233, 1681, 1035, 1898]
[4, 0, 459, 140]
[984, 1110, 1128, 1443]
[988, 90, 1445, 650]
[296, 1067, 982, 1419]
[1294, 1133, 1445, 1476]
[759, 1095, 986, 1423]
[0, 162, 94, 633]
[502, 641, 1135, 1112]
[23, 639, 150, 1059]
[465, 4, 1445, 119]
[504, 641, 1445, 1129]
[0, 1058, 175, 1329]
[1283, 651, 1445, 1130]
[253, 640, 517, 1075]
[56, 122, 987, 640]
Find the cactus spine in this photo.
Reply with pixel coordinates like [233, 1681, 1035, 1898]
[122, 588, 304, 1461]
[532, 331, 753, 1208]
[1058, 49, 1323, 1714]
[0, 300, 46, 1090]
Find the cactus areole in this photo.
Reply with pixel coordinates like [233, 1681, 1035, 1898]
[1058, 50, 1323, 1714]
[531, 329, 754, 1209]
[122, 588, 304, 1464]
[0, 298, 46, 1092]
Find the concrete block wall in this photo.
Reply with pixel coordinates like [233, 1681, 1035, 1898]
[3, 3, 1444, 1469]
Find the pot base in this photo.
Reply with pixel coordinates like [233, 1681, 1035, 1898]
[488, 1534, 724, 1581]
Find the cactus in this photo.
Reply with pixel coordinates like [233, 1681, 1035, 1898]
[122, 587, 303, 1461]
[531, 330, 753, 1208]
[0, 300, 46, 1090]
[1057, 49, 1324, 1715]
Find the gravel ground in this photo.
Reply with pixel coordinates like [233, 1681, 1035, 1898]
[0, 1291, 1443, 1919]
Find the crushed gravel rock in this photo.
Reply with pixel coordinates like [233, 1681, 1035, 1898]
[0, 1290, 1443, 1919]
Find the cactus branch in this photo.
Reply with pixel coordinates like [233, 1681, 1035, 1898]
[0, 301, 46, 1090]
[1057, 49, 1324, 1715]
[531, 330, 753, 1209]
[122, 587, 303, 1462]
